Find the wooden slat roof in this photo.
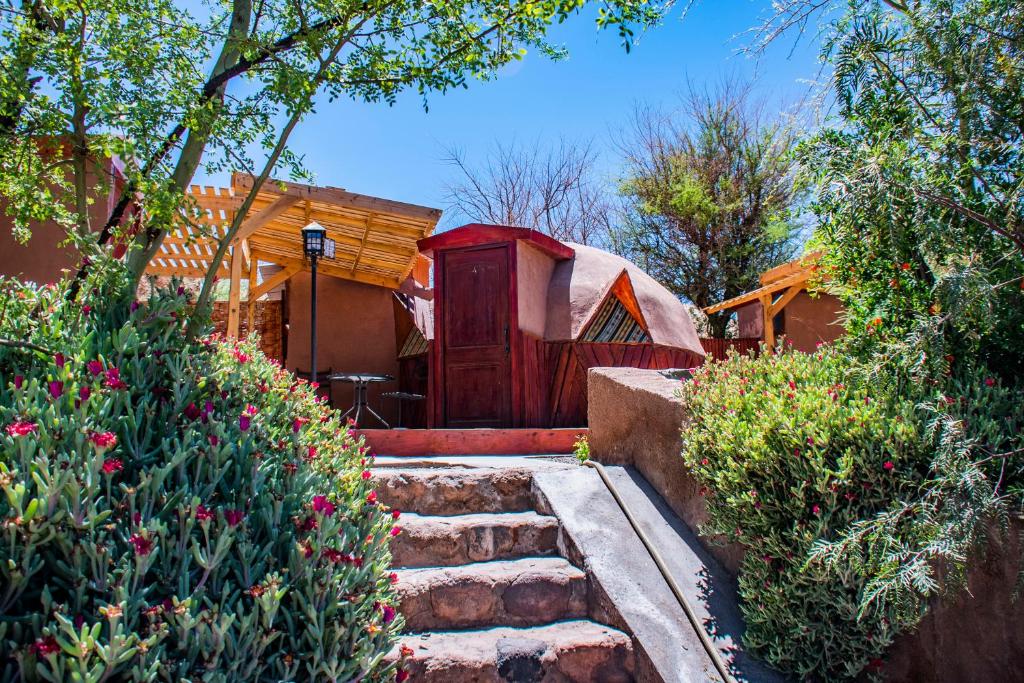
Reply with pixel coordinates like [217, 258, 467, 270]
[703, 253, 822, 315]
[146, 173, 442, 290]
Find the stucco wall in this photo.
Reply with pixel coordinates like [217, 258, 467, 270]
[0, 157, 122, 285]
[285, 273, 400, 424]
[587, 366, 1024, 682]
[515, 240, 555, 337]
[783, 291, 844, 352]
[587, 366, 744, 573]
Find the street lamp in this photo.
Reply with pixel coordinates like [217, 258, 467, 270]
[301, 222, 327, 385]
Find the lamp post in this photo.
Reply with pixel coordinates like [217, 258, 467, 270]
[301, 222, 327, 385]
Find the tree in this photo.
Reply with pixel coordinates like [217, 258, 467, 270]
[612, 81, 801, 338]
[748, 0, 1024, 644]
[0, 0, 666, 322]
[443, 138, 614, 246]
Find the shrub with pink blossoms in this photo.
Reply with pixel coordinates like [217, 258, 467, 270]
[0, 278, 401, 682]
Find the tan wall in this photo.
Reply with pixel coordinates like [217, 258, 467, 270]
[285, 272, 400, 424]
[0, 156, 122, 285]
[516, 240, 555, 337]
[783, 291, 844, 352]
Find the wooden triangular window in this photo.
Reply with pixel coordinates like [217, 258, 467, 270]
[580, 271, 651, 343]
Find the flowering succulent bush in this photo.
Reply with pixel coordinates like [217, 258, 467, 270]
[0, 278, 402, 682]
[682, 345, 1023, 679]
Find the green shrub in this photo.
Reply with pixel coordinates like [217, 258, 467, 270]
[681, 347, 935, 679]
[0, 278, 403, 682]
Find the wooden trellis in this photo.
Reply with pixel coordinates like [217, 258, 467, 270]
[146, 173, 441, 337]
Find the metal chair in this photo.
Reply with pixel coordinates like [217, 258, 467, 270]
[381, 391, 425, 429]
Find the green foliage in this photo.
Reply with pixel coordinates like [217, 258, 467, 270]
[614, 81, 801, 337]
[0, 277, 402, 682]
[799, 0, 1024, 376]
[682, 345, 1023, 679]
[681, 348, 934, 679]
[573, 434, 590, 464]
[0, 0, 669, 290]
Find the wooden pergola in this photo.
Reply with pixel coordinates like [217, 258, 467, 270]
[146, 173, 441, 336]
[703, 252, 822, 349]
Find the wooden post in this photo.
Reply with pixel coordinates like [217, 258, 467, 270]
[227, 245, 243, 338]
[246, 243, 257, 335]
[761, 294, 774, 351]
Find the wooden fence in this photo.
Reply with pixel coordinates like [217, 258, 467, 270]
[699, 337, 761, 361]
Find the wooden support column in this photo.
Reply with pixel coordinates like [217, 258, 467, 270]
[246, 243, 257, 334]
[226, 245, 243, 338]
[760, 294, 774, 351]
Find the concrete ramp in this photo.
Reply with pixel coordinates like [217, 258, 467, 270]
[533, 464, 786, 683]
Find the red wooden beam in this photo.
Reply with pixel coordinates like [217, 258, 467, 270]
[356, 428, 586, 457]
[417, 223, 574, 260]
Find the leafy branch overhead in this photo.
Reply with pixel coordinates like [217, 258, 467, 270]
[0, 0, 668, 296]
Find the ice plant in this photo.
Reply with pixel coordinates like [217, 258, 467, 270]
[0, 284, 400, 681]
[6, 420, 37, 437]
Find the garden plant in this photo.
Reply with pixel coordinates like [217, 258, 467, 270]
[0, 273, 403, 682]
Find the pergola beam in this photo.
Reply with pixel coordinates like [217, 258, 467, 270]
[226, 246, 244, 338]
[251, 262, 302, 300]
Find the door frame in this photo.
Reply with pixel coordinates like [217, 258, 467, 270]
[430, 241, 521, 428]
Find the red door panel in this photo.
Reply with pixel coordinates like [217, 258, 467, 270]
[442, 246, 512, 427]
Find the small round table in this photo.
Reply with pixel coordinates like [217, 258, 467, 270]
[329, 373, 394, 428]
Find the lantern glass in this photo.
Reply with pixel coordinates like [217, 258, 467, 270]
[301, 222, 327, 258]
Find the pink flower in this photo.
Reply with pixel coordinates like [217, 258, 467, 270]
[208, 435, 219, 447]
[13, 374, 23, 389]
[130, 300, 140, 312]
[233, 349, 250, 364]
[104, 368, 127, 390]
[6, 420, 37, 437]
[985, 377, 995, 387]
[89, 431, 118, 450]
[102, 458, 123, 474]
[361, 470, 371, 480]
[82, 304, 91, 314]
[224, 509, 245, 527]
[87, 360, 103, 376]
[30, 635, 60, 657]
[48, 380, 63, 399]
[79, 386, 91, 402]
[312, 495, 335, 516]
[392, 509, 401, 520]
[366, 490, 377, 505]
[381, 605, 396, 624]
[239, 415, 251, 432]
[292, 417, 308, 434]
[806, 436, 815, 447]
[304, 445, 318, 461]
[390, 526, 402, 537]
[245, 404, 258, 416]
[129, 533, 153, 556]
[883, 460, 894, 471]
[195, 505, 214, 522]
[811, 504, 821, 516]
[184, 403, 201, 421]
[396, 670, 410, 683]
[54, 353, 65, 369]
[390, 572, 399, 584]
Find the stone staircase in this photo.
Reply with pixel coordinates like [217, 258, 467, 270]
[377, 465, 636, 682]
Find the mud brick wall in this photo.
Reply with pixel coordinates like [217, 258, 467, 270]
[210, 300, 283, 362]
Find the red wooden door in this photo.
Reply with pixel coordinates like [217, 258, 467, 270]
[441, 246, 512, 427]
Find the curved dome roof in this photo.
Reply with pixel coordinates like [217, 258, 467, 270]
[544, 243, 705, 356]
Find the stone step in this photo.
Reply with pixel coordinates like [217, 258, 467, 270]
[390, 620, 635, 682]
[391, 511, 561, 568]
[396, 558, 588, 632]
[373, 467, 536, 516]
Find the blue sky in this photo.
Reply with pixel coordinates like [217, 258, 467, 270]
[198, 1, 822, 228]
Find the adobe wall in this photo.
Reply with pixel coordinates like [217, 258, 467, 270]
[784, 291, 844, 352]
[516, 240, 555, 337]
[587, 366, 1024, 682]
[285, 272, 401, 424]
